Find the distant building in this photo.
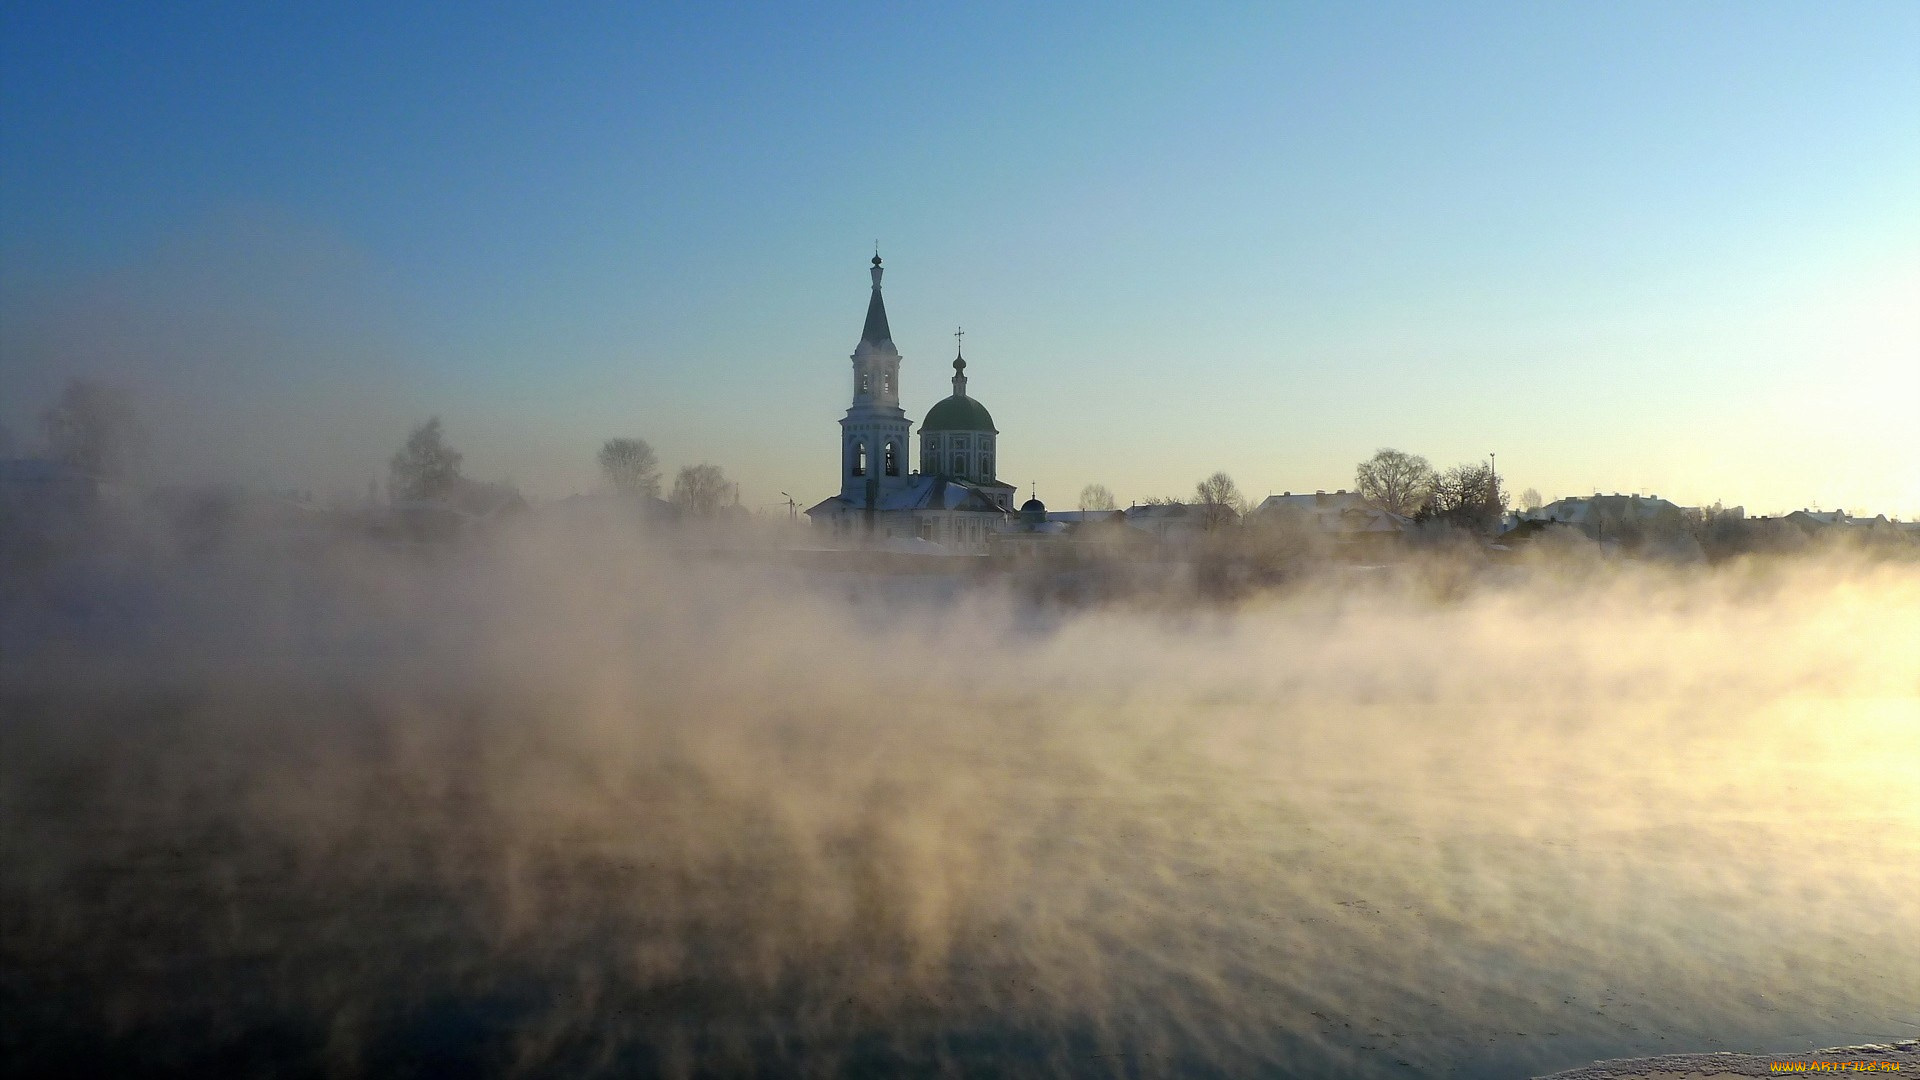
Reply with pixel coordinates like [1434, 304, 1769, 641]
[1783, 509, 1894, 535]
[1250, 489, 1409, 552]
[806, 256, 1016, 552]
[1118, 502, 1215, 545]
[1522, 493, 1687, 539]
[990, 496, 1069, 558]
[1043, 510, 1126, 527]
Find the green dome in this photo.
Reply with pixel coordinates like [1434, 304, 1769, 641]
[922, 394, 996, 433]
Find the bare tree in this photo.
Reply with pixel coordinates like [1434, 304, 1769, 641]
[389, 417, 464, 503]
[671, 463, 738, 517]
[41, 377, 146, 479]
[1420, 462, 1507, 535]
[1078, 483, 1117, 512]
[1193, 471, 1245, 530]
[1354, 448, 1435, 517]
[1521, 487, 1543, 512]
[598, 437, 661, 499]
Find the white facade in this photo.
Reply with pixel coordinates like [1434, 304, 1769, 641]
[921, 430, 997, 486]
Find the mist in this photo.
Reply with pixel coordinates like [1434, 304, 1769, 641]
[3, 519, 1917, 1077]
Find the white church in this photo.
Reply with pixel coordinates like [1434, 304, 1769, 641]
[806, 254, 1024, 551]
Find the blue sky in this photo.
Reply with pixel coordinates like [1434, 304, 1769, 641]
[3, 2, 1916, 514]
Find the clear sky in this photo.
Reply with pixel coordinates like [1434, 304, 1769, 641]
[3, 2, 1916, 516]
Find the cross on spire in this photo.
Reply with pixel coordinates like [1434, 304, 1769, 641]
[953, 326, 965, 356]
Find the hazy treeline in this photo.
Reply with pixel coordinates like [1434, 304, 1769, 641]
[0, 378, 771, 575]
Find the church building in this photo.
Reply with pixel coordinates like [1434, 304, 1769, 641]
[806, 255, 1016, 551]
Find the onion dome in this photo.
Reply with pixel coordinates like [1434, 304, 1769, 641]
[922, 349, 996, 432]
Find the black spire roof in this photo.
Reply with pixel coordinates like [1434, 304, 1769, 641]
[862, 288, 891, 344]
[861, 255, 891, 344]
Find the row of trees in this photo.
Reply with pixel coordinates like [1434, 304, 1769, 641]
[388, 423, 741, 518]
[594, 436, 738, 515]
[1077, 472, 1249, 531]
[6, 383, 743, 521]
[1082, 471, 1250, 515]
[1067, 450, 1514, 538]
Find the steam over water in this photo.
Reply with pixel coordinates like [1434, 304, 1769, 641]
[3, 530, 1917, 1077]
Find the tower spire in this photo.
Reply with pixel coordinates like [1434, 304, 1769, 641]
[861, 250, 891, 344]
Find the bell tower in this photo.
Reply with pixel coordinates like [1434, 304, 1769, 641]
[838, 253, 913, 511]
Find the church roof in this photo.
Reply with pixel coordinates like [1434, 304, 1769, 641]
[923, 394, 996, 433]
[806, 475, 1012, 516]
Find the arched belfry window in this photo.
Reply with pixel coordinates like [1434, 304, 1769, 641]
[858, 371, 871, 396]
[853, 441, 867, 477]
[884, 442, 899, 476]
[883, 372, 893, 397]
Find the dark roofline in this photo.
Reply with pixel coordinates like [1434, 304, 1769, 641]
[861, 283, 891, 344]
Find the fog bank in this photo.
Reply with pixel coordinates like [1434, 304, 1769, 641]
[3, 529, 1917, 1077]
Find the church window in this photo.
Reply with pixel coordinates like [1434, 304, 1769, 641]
[859, 372, 871, 395]
[884, 442, 899, 476]
[853, 442, 867, 477]
[982, 455, 992, 477]
[952, 453, 966, 475]
[883, 372, 893, 396]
